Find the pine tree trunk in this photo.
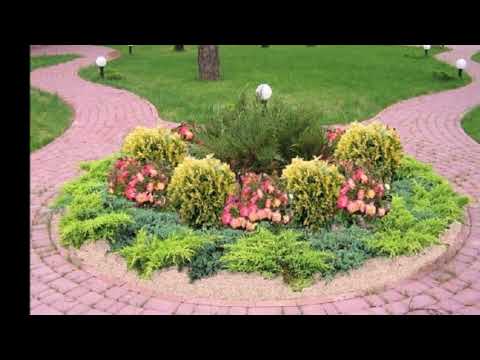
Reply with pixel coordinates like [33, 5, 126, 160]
[174, 45, 184, 51]
[198, 45, 220, 80]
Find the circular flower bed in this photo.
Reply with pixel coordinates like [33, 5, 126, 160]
[51, 95, 469, 293]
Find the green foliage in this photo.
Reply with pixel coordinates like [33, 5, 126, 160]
[221, 227, 333, 290]
[119, 229, 214, 278]
[367, 157, 468, 257]
[334, 121, 403, 181]
[168, 156, 237, 227]
[307, 225, 373, 275]
[282, 158, 344, 228]
[192, 94, 332, 174]
[60, 211, 133, 248]
[187, 235, 238, 282]
[54, 156, 132, 248]
[121, 126, 187, 168]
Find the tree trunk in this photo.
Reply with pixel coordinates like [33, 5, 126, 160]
[198, 45, 220, 80]
[174, 45, 184, 51]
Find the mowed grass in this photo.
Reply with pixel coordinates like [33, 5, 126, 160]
[472, 51, 480, 63]
[79, 45, 470, 125]
[30, 54, 79, 152]
[461, 106, 480, 143]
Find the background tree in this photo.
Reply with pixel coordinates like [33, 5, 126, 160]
[198, 45, 220, 80]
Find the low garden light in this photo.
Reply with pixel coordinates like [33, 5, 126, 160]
[128, 45, 133, 55]
[256, 83, 272, 102]
[96, 56, 107, 79]
[456, 58, 467, 78]
[423, 45, 431, 56]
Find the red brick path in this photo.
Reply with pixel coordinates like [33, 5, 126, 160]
[30, 45, 480, 315]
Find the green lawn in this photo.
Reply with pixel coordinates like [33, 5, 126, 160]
[461, 106, 480, 143]
[79, 45, 470, 126]
[472, 51, 480, 63]
[30, 54, 79, 152]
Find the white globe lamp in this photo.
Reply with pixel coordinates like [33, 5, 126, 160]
[256, 84, 272, 103]
[456, 58, 467, 78]
[96, 56, 107, 78]
[423, 45, 431, 56]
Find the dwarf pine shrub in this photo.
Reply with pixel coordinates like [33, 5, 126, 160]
[282, 158, 344, 229]
[121, 127, 187, 168]
[168, 155, 237, 227]
[334, 122, 403, 181]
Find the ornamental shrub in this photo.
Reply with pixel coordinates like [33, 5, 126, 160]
[168, 155, 237, 227]
[334, 121, 403, 181]
[221, 227, 333, 290]
[282, 158, 344, 228]
[191, 93, 334, 174]
[119, 229, 214, 278]
[121, 126, 187, 168]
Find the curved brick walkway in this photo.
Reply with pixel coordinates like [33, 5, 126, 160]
[30, 45, 480, 315]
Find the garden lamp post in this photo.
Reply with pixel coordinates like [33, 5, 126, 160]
[96, 56, 107, 79]
[128, 45, 133, 55]
[256, 84, 272, 111]
[423, 45, 431, 56]
[456, 58, 467, 78]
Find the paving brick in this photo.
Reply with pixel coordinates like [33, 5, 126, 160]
[48, 278, 78, 293]
[452, 288, 480, 306]
[248, 307, 282, 315]
[142, 298, 178, 314]
[77, 291, 104, 306]
[283, 306, 302, 315]
[228, 306, 248, 315]
[334, 298, 370, 314]
[30, 304, 63, 315]
[175, 303, 195, 315]
[409, 295, 437, 310]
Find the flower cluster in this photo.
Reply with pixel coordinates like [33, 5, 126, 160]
[108, 157, 169, 207]
[336, 168, 390, 218]
[221, 173, 291, 231]
[174, 123, 194, 141]
[326, 127, 346, 144]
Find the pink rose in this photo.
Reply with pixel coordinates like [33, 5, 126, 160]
[365, 203, 376, 216]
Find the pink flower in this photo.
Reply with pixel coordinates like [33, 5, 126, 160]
[271, 211, 282, 223]
[256, 189, 264, 199]
[347, 201, 359, 214]
[239, 205, 250, 218]
[340, 184, 350, 196]
[282, 215, 291, 224]
[353, 169, 365, 181]
[230, 218, 242, 229]
[337, 195, 348, 209]
[357, 189, 365, 200]
[365, 203, 376, 216]
[136, 172, 145, 182]
[265, 198, 272, 208]
[125, 187, 137, 200]
[360, 174, 369, 184]
[245, 221, 256, 231]
[366, 189, 376, 199]
[146, 182, 154, 192]
[357, 200, 366, 213]
[272, 198, 281, 208]
[377, 208, 386, 217]
[221, 212, 233, 225]
[347, 178, 356, 189]
[256, 209, 268, 220]
[248, 211, 258, 222]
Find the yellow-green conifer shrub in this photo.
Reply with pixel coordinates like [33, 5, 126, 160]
[168, 155, 237, 227]
[334, 122, 403, 181]
[121, 127, 187, 168]
[282, 158, 344, 228]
